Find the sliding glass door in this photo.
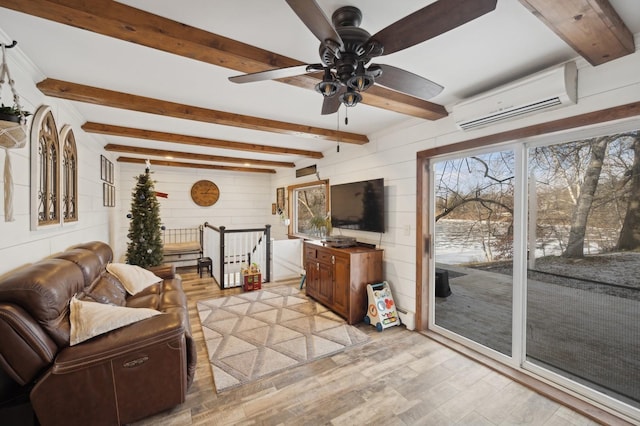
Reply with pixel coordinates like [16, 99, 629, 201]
[432, 149, 515, 357]
[526, 134, 640, 410]
[428, 127, 640, 418]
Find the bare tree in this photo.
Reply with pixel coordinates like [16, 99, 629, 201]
[617, 133, 640, 250]
[563, 136, 611, 258]
[435, 153, 514, 262]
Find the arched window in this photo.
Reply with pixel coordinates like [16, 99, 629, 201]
[30, 105, 60, 229]
[60, 125, 78, 222]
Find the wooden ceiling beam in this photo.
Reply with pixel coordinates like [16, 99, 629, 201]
[0, 0, 448, 120]
[82, 122, 323, 159]
[519, 0, 635, 66]
[1, 0, 302, 75]
[117, 157, 276, 174]
[36, 79, 367, 144]
[104, 144, 296, 168]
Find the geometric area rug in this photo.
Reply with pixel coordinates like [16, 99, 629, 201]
[196, 286, 371, 392]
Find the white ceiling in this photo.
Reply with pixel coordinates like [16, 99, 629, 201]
[0, 0, 639, 168]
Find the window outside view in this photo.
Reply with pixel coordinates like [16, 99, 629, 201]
[293, 183, 328, 238]
[434, 150, 515, 356]
[526, 132, 640, 408]
[433, 130, 640, 410]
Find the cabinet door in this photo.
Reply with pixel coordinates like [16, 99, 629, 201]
[316, 261, 333, 306]
[305, 260, 319, 299]
[332, 254, 350, 317]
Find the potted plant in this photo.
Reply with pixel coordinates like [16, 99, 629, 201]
[310, 213, 332, 237]
[0, 103, 30, 124]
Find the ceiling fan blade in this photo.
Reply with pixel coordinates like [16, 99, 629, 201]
[371, 0, 497, 56]
[286, 0, 343, 50]
[321, 87, 345, 115]
[229, 64, 321, 84]
[374, 64, 443, 100]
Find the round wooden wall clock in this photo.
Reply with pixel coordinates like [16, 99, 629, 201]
[190, 180, 220, 207]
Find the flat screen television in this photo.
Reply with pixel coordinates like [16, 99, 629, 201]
[330, 178, 385, 233]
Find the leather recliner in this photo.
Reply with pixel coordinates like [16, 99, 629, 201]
[0, 241, 197, 425]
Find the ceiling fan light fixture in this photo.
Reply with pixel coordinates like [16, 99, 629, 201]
[347, 73, 373, 92]
[315, 80, 340, 97]
[316, 67, 340, 97]
[347, 62, 374, 92]
[339, 88, 362, 107]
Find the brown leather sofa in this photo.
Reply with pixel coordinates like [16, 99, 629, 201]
[0, 241, 197, 425]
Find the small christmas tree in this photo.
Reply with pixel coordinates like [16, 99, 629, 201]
[125, 165, 163, 267]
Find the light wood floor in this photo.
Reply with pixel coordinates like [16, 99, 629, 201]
[132, 268, 603, 426]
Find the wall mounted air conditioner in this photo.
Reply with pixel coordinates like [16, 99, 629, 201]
[452, 61, 577, 131]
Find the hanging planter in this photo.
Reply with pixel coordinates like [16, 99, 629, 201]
[0, 40, 30, 221]
[0, 105, 29, 150]
[0, 42, 29, 150]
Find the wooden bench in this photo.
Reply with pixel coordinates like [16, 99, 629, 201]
[162, 226, 203, 266]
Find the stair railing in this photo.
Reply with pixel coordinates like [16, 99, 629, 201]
[203, 223, 271, 288]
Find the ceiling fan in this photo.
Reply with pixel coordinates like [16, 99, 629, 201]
[229, 0, 498, 115]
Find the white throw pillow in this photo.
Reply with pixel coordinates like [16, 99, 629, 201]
[69, 296, 161, 346]
[106, 263, 162, 295]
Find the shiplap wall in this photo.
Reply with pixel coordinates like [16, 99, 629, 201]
[0, 40, 113, 276]
[114, 163, 275, 262]
[270, 127, 427, 320]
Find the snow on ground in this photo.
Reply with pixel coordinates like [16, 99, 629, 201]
[531, 252, 640, 289]
[435, 220, 640, 299]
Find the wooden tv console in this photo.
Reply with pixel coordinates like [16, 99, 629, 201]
[303, 240, 383, 324]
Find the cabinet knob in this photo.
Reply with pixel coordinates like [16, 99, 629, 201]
[316, 262, 319, 271]
[331, 255, 335, 265]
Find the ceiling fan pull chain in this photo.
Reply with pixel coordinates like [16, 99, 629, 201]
[336, 107, 340, 153]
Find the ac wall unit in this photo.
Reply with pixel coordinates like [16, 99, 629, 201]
[452, 61, 577, 131]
